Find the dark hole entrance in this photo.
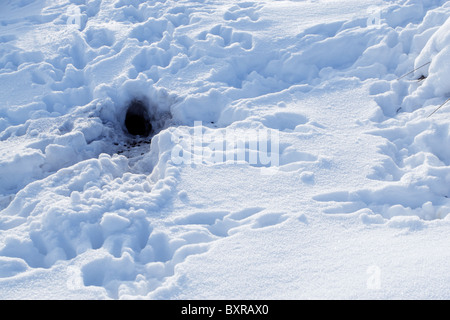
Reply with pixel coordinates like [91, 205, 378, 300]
[124, 100, 152, 137]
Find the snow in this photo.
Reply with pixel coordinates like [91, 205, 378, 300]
[0, 0, 450, 300]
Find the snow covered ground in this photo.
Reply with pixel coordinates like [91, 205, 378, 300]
[0, 0, 449, 299]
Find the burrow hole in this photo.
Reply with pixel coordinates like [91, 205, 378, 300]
[115, 98, 172, 157]
[124, 99, 152, 137]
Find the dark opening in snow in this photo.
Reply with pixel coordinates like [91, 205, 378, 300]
[124, 100, 152, 137]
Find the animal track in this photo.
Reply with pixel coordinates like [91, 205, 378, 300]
[224, 2, 262, 22]
[79, 206, 288, 297]
[260, 112, 308, 132]
[85, 27, 115, 49]
[252, 212, 288, 229]
[314, 121, 450, 222]
[177, 207, 287, 239]
[198, 25, 253, 50]
[129, 18, 168, 43]
[314, 180, 450, 221]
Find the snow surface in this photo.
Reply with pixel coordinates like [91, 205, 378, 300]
[0, 0, 450, 299]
